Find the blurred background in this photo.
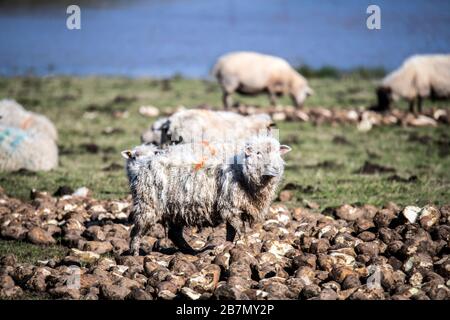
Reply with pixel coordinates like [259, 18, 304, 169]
[1, 0, 450, 77]
[0, 0, 449, 207]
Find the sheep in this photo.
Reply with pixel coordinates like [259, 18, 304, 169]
[212, 51, 313, 109]
[141, 109, 274, 146]
[122, 136, 291, 255]
[376, 54, 450, 113]
[0, 99, 58, 141]
[0, 125, 58, 172]
[121, 143, 165, 183]
[140, 116, 169, 146]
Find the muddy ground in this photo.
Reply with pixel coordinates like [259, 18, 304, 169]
[0, 188, 448, 300]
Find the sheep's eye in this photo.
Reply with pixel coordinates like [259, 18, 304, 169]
[257, 151, 262, 156]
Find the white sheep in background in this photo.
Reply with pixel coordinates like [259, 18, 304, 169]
[141, 109, 274, 146]
[0, 125, 58, 172]
[0, 99, 58, 141]
[212, 51, 313, 109]
[376, 54, 450, 113]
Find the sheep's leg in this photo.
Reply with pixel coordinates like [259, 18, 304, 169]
[130, 227, 143, 256]
[222, 91, 233, 110]
[168, 224, 198, 255]
[268, 91, 278, 107]
[221, 77, 239, 109]
[226, 217, 244, 244]
[409, 99, 415, 114]
[417, 96, 423, 114]
[130, 217, 149, 256]
[129, 206, 156, 256]
[226, 221, 237, 242]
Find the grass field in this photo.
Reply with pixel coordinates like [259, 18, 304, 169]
[0, 76, 449, 208]
[0, 75, 449, 266]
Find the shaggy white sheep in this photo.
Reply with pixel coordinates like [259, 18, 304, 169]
[122, 135, 291, 255]
[376, 54, 450, 113]
[212, 51, 313, 109]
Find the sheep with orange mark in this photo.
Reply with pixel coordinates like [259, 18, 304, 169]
[141, 108, 274, 146]
[122, 136, 291, 255]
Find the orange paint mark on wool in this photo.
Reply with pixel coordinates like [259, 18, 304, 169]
[201, 140, 217, 156]
[194, 141, 218, 170]
[194, 157, 207, 171]
[20, 116, 33, 130]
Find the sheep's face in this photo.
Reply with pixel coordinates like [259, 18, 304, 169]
[121, 144, 160, 161]
[140, 117, 169, 144]
[292, 86, 314, 108]
[242, 137, 291, 186]
[121, 144, 162, 181]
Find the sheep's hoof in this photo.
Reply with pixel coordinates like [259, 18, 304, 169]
[198, 244, 215, 253]
[177, 245, 214, 255]
[368, 104, 389, 113]
[126, 250, 139, 257]
[178, 247, 199, 255]
[126, 248, 143, 256]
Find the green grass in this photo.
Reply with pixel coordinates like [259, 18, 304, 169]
[0, 240, 67, 264]
[0, 241, 58, 298]
[0, 75, 448, 207]
[280, 122, 450, 208]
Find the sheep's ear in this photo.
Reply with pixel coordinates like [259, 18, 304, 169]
[306, 87, 314, 96]
[280, 145, 292, 155]
[121, 150, 133, 159]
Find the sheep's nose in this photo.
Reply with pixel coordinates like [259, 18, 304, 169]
[263, 166, 280, 177]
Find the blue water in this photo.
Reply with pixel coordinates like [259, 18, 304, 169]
[1, 0, 449, 78]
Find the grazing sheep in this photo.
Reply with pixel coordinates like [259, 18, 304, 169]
[0, 99, 58, 141]
[0, 125, 58, 171]
[141, 109, 274, 145]
[212, 51, 313, 109]
[140, 116, 170, 146]
[122, 136, 291, 255]
[376, 54, 450, 113]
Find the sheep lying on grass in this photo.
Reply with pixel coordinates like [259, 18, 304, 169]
[376, 54, 450, 113]
[141, 108, 274, 146]
[0, 125, 58, 171]
[0, 99, 58, 141]
[122, 136, 291, 255]
[212, 51, 313, 109]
